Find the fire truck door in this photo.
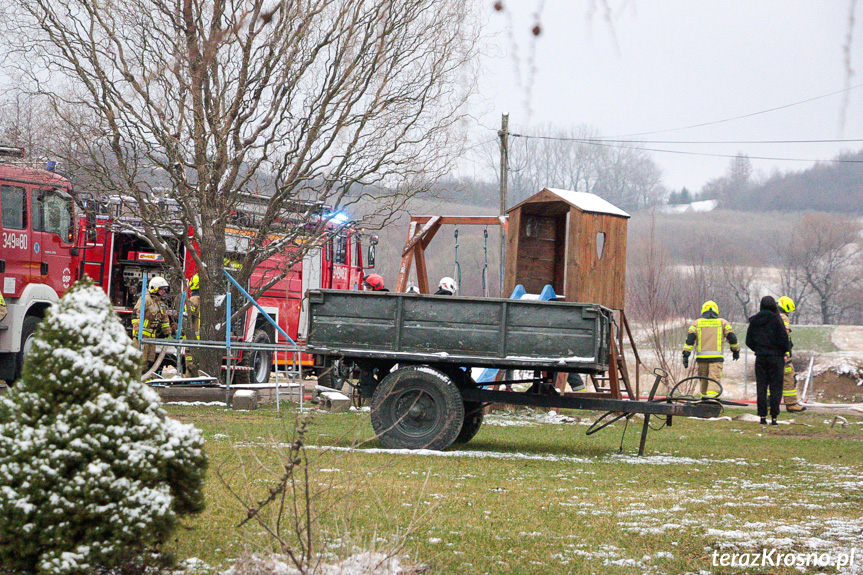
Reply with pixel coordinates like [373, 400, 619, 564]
[32, 188, 76, 297]
[329, 232, 350, 290]
[298, 246, 322, 339]
[0, 183, 30, 298]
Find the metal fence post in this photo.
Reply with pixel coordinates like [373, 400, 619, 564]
[225, 291, 232, 406]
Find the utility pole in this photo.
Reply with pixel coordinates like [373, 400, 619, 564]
[498, 113, 509, 296]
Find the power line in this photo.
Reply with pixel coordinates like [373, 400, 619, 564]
[544, 137, 863, 163]
[609, 82, 863, 137]
[509, 134, 863, 145]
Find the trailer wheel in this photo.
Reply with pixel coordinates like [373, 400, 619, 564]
[13, 316, 42, 383]
[371, 366, 464, 450]
[454, 401, 484, 444]
[317, 358, 351, 391]
[248, 329, 273, 384]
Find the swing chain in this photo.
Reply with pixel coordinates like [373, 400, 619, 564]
[453, 227, 461, 293]
[482, 228, 489, 297]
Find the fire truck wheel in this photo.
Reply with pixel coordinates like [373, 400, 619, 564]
[370, 366, 464, 450]
[317, 358, 351, 391]
[454, 401, 484, 444]
[14, 316, 42, 383]
[248, 329, 273, 384]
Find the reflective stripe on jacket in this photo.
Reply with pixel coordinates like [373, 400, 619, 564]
[132, 292, 171, 338]
[780, 310, 793, 358]
[684, 314, 739, 362]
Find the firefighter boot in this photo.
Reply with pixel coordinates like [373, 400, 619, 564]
[783, 358, 806, 412]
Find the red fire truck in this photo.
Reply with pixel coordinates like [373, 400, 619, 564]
[0, 147, 374, 384]
[0, 147, 79, 382]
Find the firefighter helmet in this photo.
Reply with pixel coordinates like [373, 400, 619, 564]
[148, 276, 170, 294]
[189, 274, 200, 291]
[701, 300, 718, 315]
[438, 277, 457, 294]
[778, 296, 795, 314]
[363, 274, 385, 291]
[406, 284, 421, 294]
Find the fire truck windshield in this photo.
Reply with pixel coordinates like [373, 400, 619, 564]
[34, 189, 75, 243]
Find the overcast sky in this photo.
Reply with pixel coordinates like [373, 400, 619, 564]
[472, 1, 863, 193]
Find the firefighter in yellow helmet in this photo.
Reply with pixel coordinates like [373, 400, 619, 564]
[183, 274, 202, 378]
[682, 300, 740, 398]
[778, 296, 806, 412]
[132, 276, 173, 374]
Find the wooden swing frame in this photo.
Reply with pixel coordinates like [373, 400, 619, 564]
[395, 215, 508, 294]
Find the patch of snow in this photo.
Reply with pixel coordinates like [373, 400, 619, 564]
[543, 188, 631, 218]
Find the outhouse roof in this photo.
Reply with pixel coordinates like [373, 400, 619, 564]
[510, 188, 630, 218]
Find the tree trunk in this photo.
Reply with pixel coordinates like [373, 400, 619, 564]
[196, 220, 227, 381]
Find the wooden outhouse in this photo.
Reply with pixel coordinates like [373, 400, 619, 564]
[504, 188, 630, 310]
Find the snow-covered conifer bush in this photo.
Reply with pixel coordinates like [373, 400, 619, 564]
[0, 278, 207, 574]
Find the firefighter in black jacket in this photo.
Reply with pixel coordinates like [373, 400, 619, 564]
[745, 296, 791, 425]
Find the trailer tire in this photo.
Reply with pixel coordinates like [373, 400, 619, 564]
[454, 401, 484, 444]
[371, 366, 464, 450]
[13, 316, 42, 383]
[248, 329, 273, 384]
[317, 358, 351, 391]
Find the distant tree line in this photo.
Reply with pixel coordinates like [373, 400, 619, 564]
[476, 123, 666, 213]
[691, 150, 863, 214]
[627, 210, 863, 327]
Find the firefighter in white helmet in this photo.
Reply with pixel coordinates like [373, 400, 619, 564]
[435, 277, 457, 296]
[778, 296, 806, 412]
[682, 300, 740, 398]
[132, 276, 173, 374]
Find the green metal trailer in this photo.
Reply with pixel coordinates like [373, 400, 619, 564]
[307, 290, 723, 454]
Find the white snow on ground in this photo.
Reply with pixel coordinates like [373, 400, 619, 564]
[218, 552, 411, 575]
[292, 444, 756, 468]
[484, 410, 585, 427]
[164, 401, 229, 407]
[811, 354, 863, 381]
[831, 326, 863, 353]
[302, 444, 593, 464]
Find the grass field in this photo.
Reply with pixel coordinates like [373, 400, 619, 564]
[732, 324, 840, 354]
[167, 404, 863, 575]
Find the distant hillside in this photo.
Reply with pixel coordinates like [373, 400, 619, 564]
[628, 209, 799, 265]
[739, 148, 863, 213]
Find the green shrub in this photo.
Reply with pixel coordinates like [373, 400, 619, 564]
[0, 278, 207, 574]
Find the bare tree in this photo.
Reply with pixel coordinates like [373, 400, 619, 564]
[593, 143, 665, 211]
[487, 123, 664, 211]
[2, 0, 479, 375]
[627, 212, 688, 386]
[771, 227, 812, 324]
[680, 243, 720, 319]
[784, 212, 863, 324]
[716, 248, 759, 322]
[700, 153, 754, 208]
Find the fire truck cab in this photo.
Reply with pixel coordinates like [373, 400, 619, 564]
[0, 147, 78, 382]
